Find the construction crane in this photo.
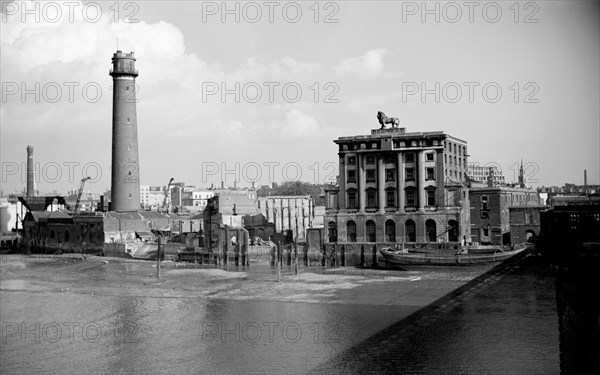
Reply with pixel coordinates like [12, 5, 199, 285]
[75, 176, 91, 211]
[162, 177, 174, 213]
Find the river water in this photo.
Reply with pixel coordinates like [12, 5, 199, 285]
[0, 254, 559, 374]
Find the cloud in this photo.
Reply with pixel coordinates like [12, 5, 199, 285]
[280, 109, 319, 139]
[334, 49, 388, 78]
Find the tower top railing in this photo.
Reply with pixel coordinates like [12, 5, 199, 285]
[113, 50, 136, 59]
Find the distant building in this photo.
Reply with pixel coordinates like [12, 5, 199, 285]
[140, 185, 166, 210]
[324, 125, 470, 245]
[203, 192, 259, 257]
[467, 163, 506, 186]
[469, 187, 541, 245]
[257, 196, 318, 242]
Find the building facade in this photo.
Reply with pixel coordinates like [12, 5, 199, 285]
[324, 126, 470, 245]
[140, 185, 167, 210]
[469, 187, 541, 245]
[509, 205, 548, 244]
[467, 163, 506, 186]
[257, 196, 316, 242]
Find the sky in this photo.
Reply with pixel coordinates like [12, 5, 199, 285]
[1, 0, 599, 195]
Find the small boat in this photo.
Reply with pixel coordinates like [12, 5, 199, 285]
[379, 244, 528, 266]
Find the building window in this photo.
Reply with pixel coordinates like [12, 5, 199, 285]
[385, 169, 395, 182]
[347, 190, 357, 209]
[385, 220, 396, 242]
[366, 156, 375, 165]
[386, 190, 395, 208]
[366, 220, 376, 242]
[481, 195, 489, 211]
[405, 220, 416, 242]
[367, 189, 377, 208]
[347, 221, 357, 242]
[65, 231, 70, 242]
[366, 169, 376, 183]
[347, 170, 356, 183]
[481, 211, 489, 219]
[328, 221, 337, 243]
[426, 168, 435, 180]
[50, 230, 55, 239]
[406, 189, 416, 206]
[384, 156, 394, 164]
[427, 190, 436, 206]
[405, 167, 415, 181]
[426, 153, 434, 161]
[405, 153, 414, 163]
[525, 212, 532, 224]
[483, 227, 489, 237]
[348, 156, 355, 165]
[426, 219, 437, 242]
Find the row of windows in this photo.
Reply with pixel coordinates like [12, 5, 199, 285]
[347, 167, 436, 183]
[346, 189, 437, 208]
[444, 154, 467, 168]
[444, 141, 467, 156]
[328, 219, 459, 242]
[445, 170, 463, 179]
[347, 152, 436, 166]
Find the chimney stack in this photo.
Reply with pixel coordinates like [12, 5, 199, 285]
[26, 145, 34, 197]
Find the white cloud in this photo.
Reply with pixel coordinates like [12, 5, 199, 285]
[334, 49, 388, 78]
[280, 109, 319, 139]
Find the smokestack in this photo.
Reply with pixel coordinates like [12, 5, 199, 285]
[26, 145, 34, 197]
[584, 170, 588, 195]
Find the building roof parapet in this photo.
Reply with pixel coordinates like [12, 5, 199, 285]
[336, 130, 447, 142]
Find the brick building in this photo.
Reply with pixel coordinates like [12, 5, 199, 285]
[509, 205, 548, 244]
[469, 187, 541, 245]
[324, 125, 470, 245]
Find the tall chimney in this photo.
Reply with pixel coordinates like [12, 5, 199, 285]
[110, 50, 140, 211]
[584, 170, 588, 195]
[26, 145, 34, 197]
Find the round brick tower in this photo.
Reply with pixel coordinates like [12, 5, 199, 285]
[110, 50, 140, 211]
[26, 145, 34, 197]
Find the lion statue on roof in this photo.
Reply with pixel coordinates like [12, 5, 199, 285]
[377, 111, 399, 129]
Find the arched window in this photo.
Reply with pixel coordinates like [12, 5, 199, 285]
[405, 220, 416, 242]
[426, 219, 437, 242]
[366, 220, 376, 242]
[385, 220, 396, 242]
[346, 221, 357, 242]
[328, 221, 337, 243]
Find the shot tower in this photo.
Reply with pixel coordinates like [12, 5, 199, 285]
[110, 50, 140, 211]
[26, 145, 34, 197]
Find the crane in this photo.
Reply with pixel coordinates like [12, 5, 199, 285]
[162, 178, 174, 213]
[75, 176, 91, 211]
